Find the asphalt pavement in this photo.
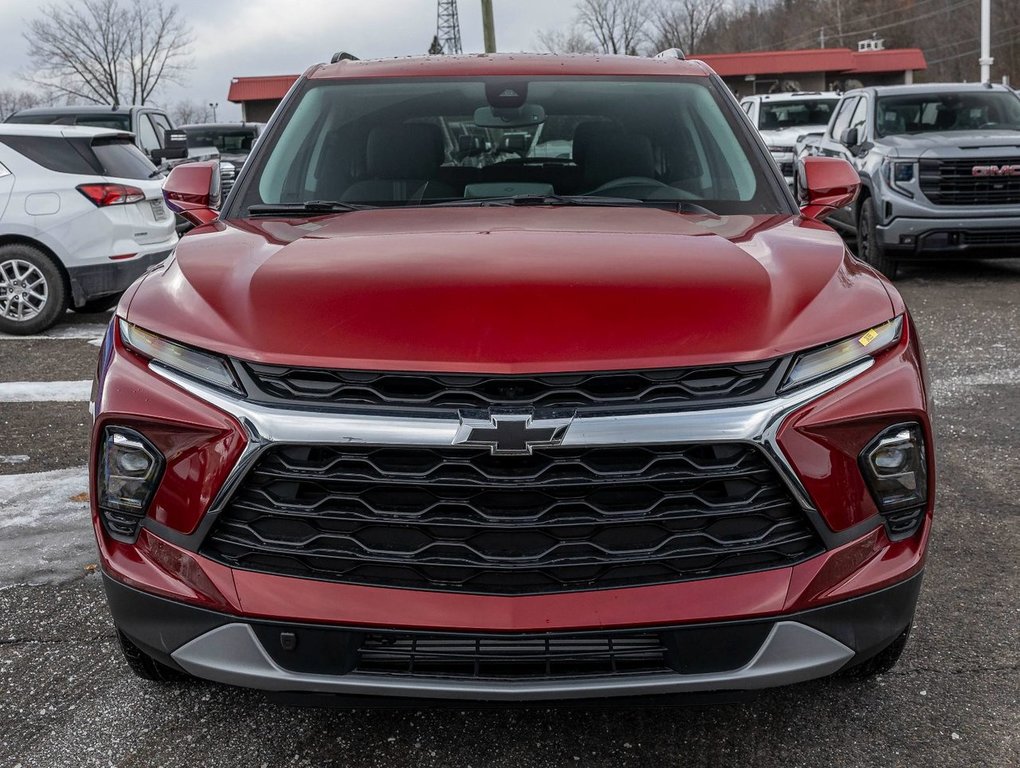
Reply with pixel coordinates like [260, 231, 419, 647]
[0, 260, 1018, 768]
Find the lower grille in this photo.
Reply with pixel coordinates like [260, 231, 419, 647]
[203, 442, 823, 594]
[357, 631, 669, 679]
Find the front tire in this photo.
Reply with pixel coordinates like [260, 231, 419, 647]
[0, 244, 68, 335]
[856, 198, 899, 279]
[117, 630, 188, 683]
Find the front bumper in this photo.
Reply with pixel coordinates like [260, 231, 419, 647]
[107, 571, 922, 701]
[67, 247, 175, 305]
[877, 213, 1020, 259]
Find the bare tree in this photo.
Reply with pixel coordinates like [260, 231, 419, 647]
[651, 0, 725, 55]
[23, 0, 192, 106]
[0, 89, 58, 121]
[575, 0, 650, 55]
[169, 100, 211, 125]
[536, 27, 600, 54]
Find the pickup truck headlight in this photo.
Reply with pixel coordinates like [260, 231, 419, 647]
[883, 160, 916, 197]
[782, 316, 903, 391]
[119, 319, 242, 394]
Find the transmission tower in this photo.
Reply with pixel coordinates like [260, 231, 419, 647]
[436, 0, 463, 55]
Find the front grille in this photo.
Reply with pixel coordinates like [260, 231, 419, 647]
[961, 230, 1020, 246]
[203, 442, 823, 594]
[219, 163, 237, 197]
[356, 630, 669, 678]
[920, 158, 1020, 206]
[239, 360, 784, 412]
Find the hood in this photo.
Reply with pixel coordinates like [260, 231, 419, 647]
[759, 126, 828, 147]
[878, 129, 1020, 157]
[126, 207, 895, 373]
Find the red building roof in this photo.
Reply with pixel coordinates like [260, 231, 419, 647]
[848, 48, 927, 74]
[227, 75, 299, 103]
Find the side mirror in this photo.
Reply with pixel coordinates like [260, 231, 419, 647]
[797, 156, 860, 221]
[839, 127, 859, 149]
[158, 129, 189, 162]
[163, 160, 221, 227]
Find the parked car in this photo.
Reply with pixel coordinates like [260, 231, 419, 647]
[5, 105, 191, 168]
[740, 92, 840, 186]
[0, 125, 177, 333]
[179, 123, 265, 197]
[802, 82, 1020, 276]
[92, 53, 933, 703]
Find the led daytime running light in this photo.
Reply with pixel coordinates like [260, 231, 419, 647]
[119, 319, 241, 393]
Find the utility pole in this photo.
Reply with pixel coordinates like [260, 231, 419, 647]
[979, 0, 993, 83]
[819, 27, 825, 49]
[481, 0, 496, 53]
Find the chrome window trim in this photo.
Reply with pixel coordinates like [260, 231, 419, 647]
[146, 358, 876, 550]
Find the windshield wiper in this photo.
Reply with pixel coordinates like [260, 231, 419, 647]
[247, 200, 372, 216]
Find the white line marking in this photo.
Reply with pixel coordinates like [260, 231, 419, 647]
[0, 323, 108, 342]
[0, 455, 31, 465]
[0, 381, 91, 403]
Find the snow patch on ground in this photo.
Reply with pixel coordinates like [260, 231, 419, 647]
[0, 323, 109, 343]
[0, 380, 92, 403]
[0, 466, 96, 586]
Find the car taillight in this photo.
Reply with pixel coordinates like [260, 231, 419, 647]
[77, 183, 146, 207]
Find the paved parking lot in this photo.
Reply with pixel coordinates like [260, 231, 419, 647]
[1, 261, 1018, 768]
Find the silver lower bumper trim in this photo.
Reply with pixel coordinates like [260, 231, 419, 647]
[171, 621, 853, 701]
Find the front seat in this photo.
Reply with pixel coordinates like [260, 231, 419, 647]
[341, 123, 455, 203]
[575, 126, 659, 196]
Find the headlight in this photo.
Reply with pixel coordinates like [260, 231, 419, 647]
[859, 423, 928, 539]
[883, 160, 915, 197]
[119, 319, 242, 394]
[97, 427, 164, 539]
[782, 316, 903, 391]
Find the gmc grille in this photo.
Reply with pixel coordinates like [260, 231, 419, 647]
[919, 158, 1020, 206]
[202, 442, 823, 595]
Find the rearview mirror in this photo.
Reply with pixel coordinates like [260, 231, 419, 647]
[797, 156, 860, 221]
[474, 103, 546, 129]
[163, 160, 220, 227]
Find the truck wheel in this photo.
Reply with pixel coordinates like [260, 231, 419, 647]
[117, 629, 188, 683]
[856, 199, 899, 279]
[839, 626, 911, 679]
[71, 294, 121, 314]
[0, 244, 68, 335]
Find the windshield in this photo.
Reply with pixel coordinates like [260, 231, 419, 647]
[184, 127, 258, 154]
[758, 99, 838, 130]
[233, 76, 785, 216]
[876, 91, 1020, 137]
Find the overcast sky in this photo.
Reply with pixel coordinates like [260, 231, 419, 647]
[0, 0, 578, 119]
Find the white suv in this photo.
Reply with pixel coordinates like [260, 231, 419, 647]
[739, 92, 840, 187]
[0, 125, 177, 334]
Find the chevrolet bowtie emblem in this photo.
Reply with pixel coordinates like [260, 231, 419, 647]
[454, 413, 572, 455]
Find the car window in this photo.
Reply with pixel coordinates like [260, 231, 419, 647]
[150, 114, 173, 146]
[240, 77, 784, 216]
[72, 114, 132, 131]
[0, 135, 97, 174]
[184, 127, 259, 154]
[828, 97, 858, 140]
[758, 99, 838, 130]
[89, 137, 158, 180]
[876, 91, 1020, 136]
[136, 116, 161, 153]
[847, 97, 869, 135]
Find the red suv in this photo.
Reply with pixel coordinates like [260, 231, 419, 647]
[91, 53, 933, 702]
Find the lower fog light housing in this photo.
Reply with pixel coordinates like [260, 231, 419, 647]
[859, 423, 928, 539]
[97, 427, 164, 540]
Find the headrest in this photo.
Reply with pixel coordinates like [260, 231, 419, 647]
[366, 123, 445, 180]
[579, 129, 656, 188]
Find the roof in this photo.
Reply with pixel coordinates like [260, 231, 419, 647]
[0, 124, 130, 138]
[694, 47, 926, 77]
[179, 122, 264, 131]
[848, 48, 927, 74]
[309, 53, 712, 81]
[741, 91, 840, 103]
[6, 105, 145, 116]
[853, 82, 1015, 97]
[227, 75, 299, 103]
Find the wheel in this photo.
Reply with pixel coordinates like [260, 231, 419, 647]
[71, 294, 121, 314]
[856, 197, 899, 278]
[840, 626, 911, 679]
[117, 629, 188, 683]
[0, 244, 68, 335]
